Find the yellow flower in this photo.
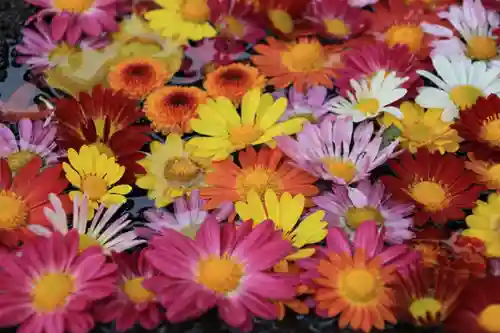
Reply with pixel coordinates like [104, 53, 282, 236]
[235, 189, 328, 260]
[63, 146, 132, 215]
[381, 101, 462, 154]
[136, 134, 211, 207]
[187, 88, 307, 161]
[464, 193, 500, 257]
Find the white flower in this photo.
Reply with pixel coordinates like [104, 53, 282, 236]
[415, 55, 500, 121]
[328, 70, 408, 122]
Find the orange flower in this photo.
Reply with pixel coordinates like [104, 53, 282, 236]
[466, 153, 500, 191]
[274, 261, 313, 319]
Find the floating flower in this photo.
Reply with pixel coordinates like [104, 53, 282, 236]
[144, 218, 297, 330]
[314, 180, 414, 244]
[328, 70, 408, 122]
[466, 153, 500, 190]
[277, 117, 399, 185]
[381, 150, 484, 226]
[136, 134, 211, 208]
[274, 86, 330, 121]
[187, 88, 306, 161]
[144, 86, 207, 135]
[200, 146, 318, 209]
[415, 55, 500, 121]
[54, 85, 151, 184]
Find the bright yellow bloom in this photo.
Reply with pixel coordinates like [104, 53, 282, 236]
[187, 88, 307, 161]
[63, 145, 132, 216]
[464, 193, 500, 257]
[136, 134, 211, 207]
[381, 102, 462, 154]
[235, 189, 328, 260]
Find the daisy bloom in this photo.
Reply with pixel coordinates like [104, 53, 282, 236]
[200, 146, 318, 209]
[187, 88, 306, 161]
[328, 70, 408, 122]
[381, 150, 484, 226]
[63, 145, 132, 214]
[274, 86, 330, 121]
[144, 0, 217, 42]
[136, 134, 211, 208]
[466, 153, 500, 190]
[415, 55, 500, 121]
[54, 85, 151, 184]
[314, 180, 414, 244]
[0, 231, 117, 333]
[203, 63, 266, 104]
[312, 221, 418, 333]
[144, 86, 207, 135]
[144, 217, 297, 330]
[277, 117, 399, 185]
[107, 57, 172, 100]
[94, 251, 163, 331]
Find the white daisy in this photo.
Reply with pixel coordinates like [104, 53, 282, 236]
[415, 55, 500, 121]
[328, 70, 408, 122]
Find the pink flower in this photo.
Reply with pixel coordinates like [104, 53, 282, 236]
[274, 86, 331, 121]
[144, 218, 297, 331]
[0, 231, 117, 333]
[348, 0, 379, 7]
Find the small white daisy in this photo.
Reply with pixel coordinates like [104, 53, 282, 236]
[328, 70, 408, 122]
[415, 55, 500, 121]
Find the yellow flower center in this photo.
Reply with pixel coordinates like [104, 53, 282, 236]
[7, 151, 37, 173]
[324, 18, 350, 38]
[268, 9, 294, 34]
[93, 118, 119, 141]
[0, 190, 28, 230]
[229, 125, 263, 148]
[354, 98, 380, 116]
[449, 85, 483, 110]
[480, 118, 500, 147]
[32, 272, 74, 312]
[181, 0, 210, 23]
[196, 255, 244, 294]
[322, 158, 357, 183]
[89, 142, 115, 158]
[409, 297, 442, 321]
[342, 269, 377, 303]
[236, 167, 282, 199]
[345, 207, 384, 230]
[281, 41, 326, 73]
[78, 234, 101, 253]
[222, 16, 245, 38]
[52, 0, 94, 13]
[410, 181, 447, 211]
[122, 277, 155, 304]
[48, 43, 75, 63]
[82, 175, 108, 201]
[385, 24, 424, 53]
[164, 157, 201, 183]
[181, 224, 200, 239]
[467, 36, 498, 61]
[478, 304, 500, 332]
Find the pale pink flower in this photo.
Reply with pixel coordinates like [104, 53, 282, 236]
[274, 86, 331, 121]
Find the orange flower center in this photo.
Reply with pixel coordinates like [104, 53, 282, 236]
[82, 175, 108, 201]
[345, 207, 384, 230]
[324, 18, 350, 38]
[410, 181, 447, 211]
[122, 277, 155, 303]
[385, 24, 424, 53]
[0, 190, 28, 230]
[53, 0, 94, 13]
[229, 125, 263, 148]
[7, 150, 37, 173]
[409, 297, 442, 321]
[341, 269, 378, 303]
[78, 234, 101, 253]
[182, 0, 210, 23]
[467, 36, 498, 61]
[480, 117, 500, 147]
[281, 41, 326, 73]
[196, 255, 243, 294]
[449, 85, 483, 110]
[354, 98, 380, 116]
[32, 272, 74, 312]
[163, 157, 201, 183]
[478, 304, 500, 332]
[236, 167, 282, 199]
[412, 242, 441, 267]
[221, 16, 245, 38]
[322, 158, 357, 183]
[268, 9, 294, 34]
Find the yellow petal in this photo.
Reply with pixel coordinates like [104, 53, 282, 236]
[101, 193, 128, 206]
[104, 163, 125, 185]
[279, 193, 304, 233]
[247, 190, 267, 224]
[95, 153, 109, 179]
[191, 118, 228, 137]
[257, 97, 288, 130]
[465, 215, 491, 229]
[214, 97, 241, 127]
[241, 88, 261, 126]
[165, 134, 184, 156]
[63, 163, 82, 188]
[255, 118, 306, 144]
[67, 148, 84, 176]
[264, 190, 280, 228]
[136, 175, 156, 189]
[109, 184, 132, 195]
[292, 211, 328, 248]
[286, 248, 316, 260]
[255, 93, 275, 125]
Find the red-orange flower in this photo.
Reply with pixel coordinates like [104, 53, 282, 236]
[254, 0, 310, 37]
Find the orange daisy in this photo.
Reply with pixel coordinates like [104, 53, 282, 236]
[200, 146, 318, 209]
[203, 63, 266, 104]
[144, 86, 207, 134]
[466, 153, 500, 191]
[108, 57, 172, 100]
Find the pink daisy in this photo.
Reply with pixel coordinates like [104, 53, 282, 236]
[274, 86, 331, 121]
[144, 218, 297, 331]
[313, 180, 414, 244]
[0, 231, 117, 333]
[276, 117, 399, 185]
[93, 251, 163, 331]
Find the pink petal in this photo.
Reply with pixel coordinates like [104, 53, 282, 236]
[326, 227, 352, 255]
[50, 12, 70, 41]
[239, 292, 277, 320]
[243, 273, 296, 299]
[354, 221, 382, 257]
[242, 240, 293, 273]
[218, 298, 248, 328]
[195, 216, 221, 256]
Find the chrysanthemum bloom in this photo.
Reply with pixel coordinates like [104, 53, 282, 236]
[108, 57, 172, 100]
[200, 146, 318, 209]
[144, 86, 207, 135]
[54, 85, 151, 184]
[63, 145, 132, 214]
[274, 86, 330, 121]
[445, 275, 500, 333]
[187, 88, 306, 161]
[94, 251, 163, 331]
[466, 153, 500, 190]
[252, 37, 345, 93]
[381, 101, 462, 154]
[136, 134, 211, 208]
[328, 70, 408, 122]
[0, 231, 117, 333]
[0, 157, 70, 246]
[144, 0, 217, 42]
[277, 117, 399, 185]
[144, 218, 297, 331]
[381, 150, 484, 226]
[311, 221, 418, 333]
[26, 0, 121, 44]
[416, 55, 500, 121]
[314, 180, 414, 244]
[256, 0, 309, 37]
[203, 63, 266, 104]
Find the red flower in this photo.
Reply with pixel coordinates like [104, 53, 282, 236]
[257, 0, 311, 38]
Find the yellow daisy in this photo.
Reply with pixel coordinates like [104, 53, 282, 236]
[187, 88, 307, 161]
[62, 145, 132, 214]
[136, 133, 211, 207]
[235, 189, 328, 260]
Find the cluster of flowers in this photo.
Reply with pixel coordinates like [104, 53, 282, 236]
[2, 0, 500, 332]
